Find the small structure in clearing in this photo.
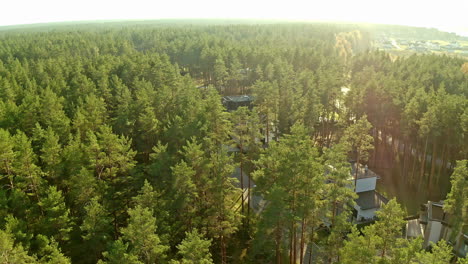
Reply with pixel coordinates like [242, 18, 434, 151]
[222, 95, 254, 111]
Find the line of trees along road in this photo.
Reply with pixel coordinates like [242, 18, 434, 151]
[0, 22, 466, 263]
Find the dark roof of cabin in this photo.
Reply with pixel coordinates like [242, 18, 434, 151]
[222, 95, 254, 103]
[356, 190, 388, 210]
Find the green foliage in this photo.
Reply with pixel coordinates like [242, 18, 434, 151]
[86, 125, 136, 180]
[444, 160, 468, 240]
[416, 240, 453, 264]
[98, 239, 142, 264]
[252, 81, 279, 142]
[73, 94, 107, 135]
[0, 22, 465, 263]
[341, 115, 374, 190]
[340, 226, 379, 264]
[341, 114, 374, 163]
[80, 197, 112, 262]
[253, 122, 325, 262]
[323, 143, 357, 261]
[4, 214, 33, 250]
[0, 229, 37, 263]
[176, 229, 213, 264]
[38, 88, 70, 141]
[35, 234, 71, 264]
[39, 128, 62, 181]
[341, 199, 425, 263]
[391, 237, 424, 264]
[0, 129, 15, 189]
[132, 180, 160, 211]
[12, 130, 43, 194]
[371, 199, 406, 257]
[67, 168, 99, 212]
[38, 186, 73, 243]
[121, 205, 168, 264]
[230, 106, 262, 157]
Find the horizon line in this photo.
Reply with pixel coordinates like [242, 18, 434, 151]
[0, 18, 466, 37]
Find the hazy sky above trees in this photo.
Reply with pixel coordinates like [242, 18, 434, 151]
[1, 0, 467, 35]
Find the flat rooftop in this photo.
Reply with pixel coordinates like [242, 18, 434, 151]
[351, 162, 380, 179]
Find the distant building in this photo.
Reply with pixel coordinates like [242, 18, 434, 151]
[222, 95, 254, 111]
[426, 42, 440, 51]
[382, 44, 394, 49]
[450, 41, 461, 48]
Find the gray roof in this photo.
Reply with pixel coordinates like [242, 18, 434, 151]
[356, 190, 388, 210]
[230, 167, 255, 189]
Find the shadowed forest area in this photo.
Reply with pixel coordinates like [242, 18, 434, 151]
[0, 21, 466, 263]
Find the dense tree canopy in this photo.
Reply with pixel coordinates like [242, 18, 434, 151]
[0, 21, 466, 263]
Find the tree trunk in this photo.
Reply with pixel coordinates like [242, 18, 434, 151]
[437, 143, 447, 184]
[289, 225, 293, 263]
[220, 234, 227, 264]
[380, 129, 386, 167]
[313, 130, 320, 145]
[290, 188, 297, 264]
[308, 228, 315, 264]
[113, 211, 119, 240]
[299, 217, 306, 264]
[247, 163, 251, 226]
[327, 125, 334, 148]
[276, 228, 282, 264]
[321, 111, 326, 148]
[4, 161, 14, 189]
[266, 111, 270, 144]
[373, 128, 378, 167]
[410, 137, 418, 184]
[26, 164, 43, 215]
[326, 108, 335, 147]
[240, 144, 244, 215]
[429, 139, 437, 188]
[390, 133, 395, 165]
[293, 222, 297, 264]
[402, 138, 408, 180]
[274, 112, 279, 142]
[354, 151, 360, 192]
[331, 201, 336, 227]
[381, 240, 387, 257]
[419, 136, 429, 190]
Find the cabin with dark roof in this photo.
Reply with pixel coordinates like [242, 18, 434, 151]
[222, 95, 254, 111]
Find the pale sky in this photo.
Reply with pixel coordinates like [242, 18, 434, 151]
[1, 0, 467, 34]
